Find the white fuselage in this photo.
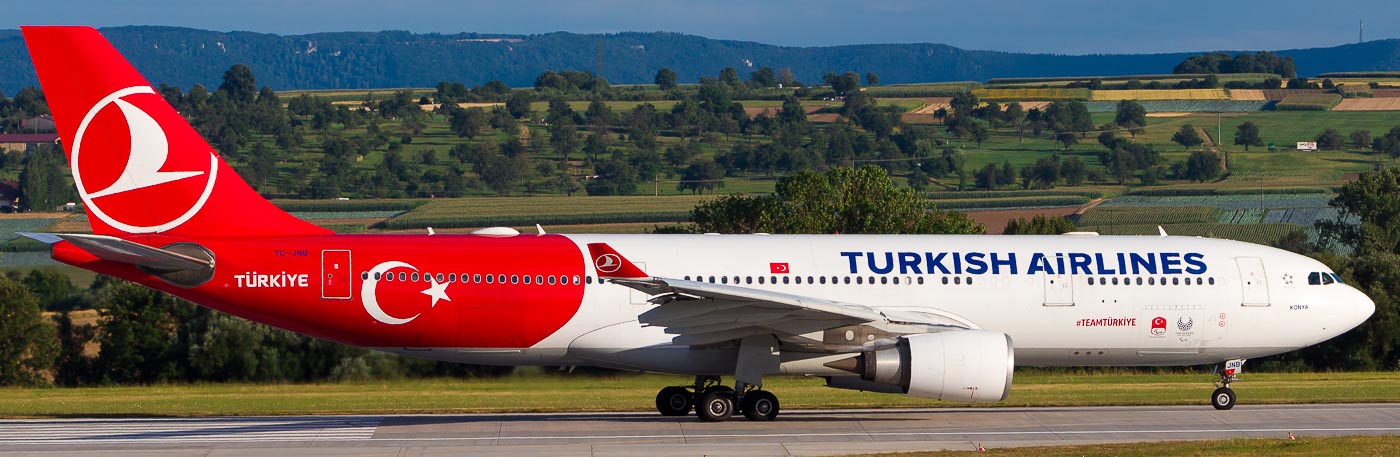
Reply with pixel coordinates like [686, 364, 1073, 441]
[383, 234, 1374, 376]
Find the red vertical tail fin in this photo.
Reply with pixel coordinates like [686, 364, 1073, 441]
[21, 26, 328, 238]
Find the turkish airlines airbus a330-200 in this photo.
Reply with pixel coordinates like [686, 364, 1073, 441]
[20, 26, 1375, 421]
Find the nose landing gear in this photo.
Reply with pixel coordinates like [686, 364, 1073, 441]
[1211, 358, 1246, 410]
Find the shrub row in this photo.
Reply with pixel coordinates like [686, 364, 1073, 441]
[936, 196, 1091, 210]
[380, 211, 692, 229]
[273, 199, 428, 212]
[927, 190, 1104, 199]
[1125, 187, 1328, 197]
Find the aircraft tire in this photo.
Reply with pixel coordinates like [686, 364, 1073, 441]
[656, 386, 693, 416]
[1211, 387, 1236, 410]
[740, 390, 780, 421]
[696, 389, 735, 422]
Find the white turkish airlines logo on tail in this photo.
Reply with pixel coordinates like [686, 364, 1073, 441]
[72, 86, 217, 233]
[594, 253, 622, 273]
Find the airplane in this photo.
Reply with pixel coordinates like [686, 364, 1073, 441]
[20, 26, 1375, 421]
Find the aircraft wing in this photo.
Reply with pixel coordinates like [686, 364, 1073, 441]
[588, 243, 968, 347]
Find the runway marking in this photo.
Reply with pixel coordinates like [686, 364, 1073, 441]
[3, 405, 1399, 446]
[0, 417, 379, 445]
[4, 425, 1400, 445]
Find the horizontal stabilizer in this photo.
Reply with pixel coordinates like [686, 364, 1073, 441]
[26, 233, 213, 272]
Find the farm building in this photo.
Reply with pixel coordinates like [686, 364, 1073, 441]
[0, 133, 60, 153]
[19, 115, 56, 132]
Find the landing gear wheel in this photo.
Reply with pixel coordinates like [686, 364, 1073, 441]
[656, 386, 693, 416]
[696, 389, 735, 422]
[1212, 387, 1236, 410]
[740, 390, 780, 421]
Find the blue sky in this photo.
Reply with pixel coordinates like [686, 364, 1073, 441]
[7, 0, 1397, 54]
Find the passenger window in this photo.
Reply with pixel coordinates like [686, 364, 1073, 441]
[1196, 277, 1203, 285]
[1111, 277, 1118, 285]
[1135, 277, 1143, 285]
[585, 276, 592, 284]
[954, 277, 962, 285]
[398, 272, 407, 281]
[523, 276, 532, 285]
[1172, 277, 1179, 285]
[1208, 277, 1215, 285]
[783, 277, 790, 284]
[856, 277, 863, 284]
[758, 276, 765, 284]
[1147, 277, 1154, 285]
[511, 275, 519, 284]
[709, 276, 716, 283]
[374, 272, 382, 280]
[942, 277, 950, 285]
[820, 276, 827, 284]
[967, 277, 974, 285]
[880, 277, 888, 285]
[548, 276, 556, 285]
[746, 276, 753, 284]
[844, 277, 851, 284]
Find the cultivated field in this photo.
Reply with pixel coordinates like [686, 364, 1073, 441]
[1333, 98, 1400, 111]
[1090, 89, 1228, 101]
[1229, 89, 1268, 100]
[972, 88, 1090, 101]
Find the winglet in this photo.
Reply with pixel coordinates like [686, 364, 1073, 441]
[586, 243, 649, 279]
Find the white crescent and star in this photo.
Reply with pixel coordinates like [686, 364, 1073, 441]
[360, 260, 453, 325]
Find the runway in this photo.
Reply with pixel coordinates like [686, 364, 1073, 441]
[2, 403, 1398, 456]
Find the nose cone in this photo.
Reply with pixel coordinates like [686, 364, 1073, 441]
[1346, 285, 1377, 330]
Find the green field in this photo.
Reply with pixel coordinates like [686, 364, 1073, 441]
[1, 371, 1397, 418]
[856, 436, 1400, 457]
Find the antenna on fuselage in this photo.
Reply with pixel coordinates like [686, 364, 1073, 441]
[1158, 226, 1168, 237]
[427, 227, 436, 235]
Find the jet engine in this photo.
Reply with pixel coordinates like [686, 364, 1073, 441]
[825, 330, 1013, 402]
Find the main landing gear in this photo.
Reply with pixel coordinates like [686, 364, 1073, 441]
[654, 376, 781, 421]
[1211, 358, 1246, 410]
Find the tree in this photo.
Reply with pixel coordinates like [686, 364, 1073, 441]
[1026, 156, 1060, 189]
[678, 161, 725, 194]
[1171, 124, 1204, 149]
[1003, 215, 1074, 235]
[865, 72, 880, 86]
[549, 121, 579, 162]
[94, 282, 190, 383]
[0, 275, 57, 386]
[1184, 151, 1222, 182]
[655, 67, 678, 90]
[1351, 129, 1373, 150]
[719, 67, 740, 87]
[448, 107, 487, 139]
[1113, 100, 1147, 136]
[1235, 121, 1263, 151]
[750, 67, 776, 87]
[216, 64, 258, 104]
[505, 91, 532, 119]
[1315, 128, 1345, 150]
[19, 145, 72, 211]
[692, 166, 983, 235]
[478, 154, 528, 195]
[1059, 156, 1087, 186]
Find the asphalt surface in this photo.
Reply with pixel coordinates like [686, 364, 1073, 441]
[2, 403, 1398, 456]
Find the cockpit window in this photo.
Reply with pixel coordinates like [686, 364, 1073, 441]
[1309, 271, 1339, 285]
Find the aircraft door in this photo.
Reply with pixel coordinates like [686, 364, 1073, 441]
[321, 250, 353, 300]
[1043, 272, 1074, 306]
[1236, 257, 1270, 306]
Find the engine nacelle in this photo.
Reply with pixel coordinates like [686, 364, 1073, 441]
[828, 330, 1014, 402]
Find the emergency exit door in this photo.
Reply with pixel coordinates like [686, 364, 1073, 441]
[1236, 257, 1269, 306]
[322, 250, 352, 299]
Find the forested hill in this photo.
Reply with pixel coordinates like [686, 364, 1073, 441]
[2, 26, 1399, 93]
